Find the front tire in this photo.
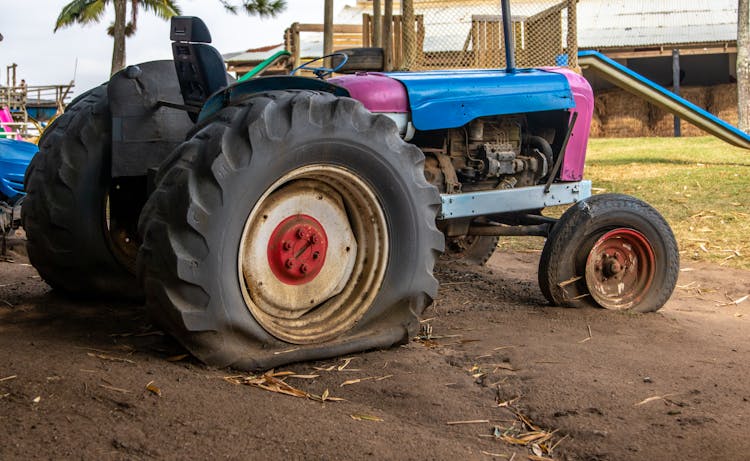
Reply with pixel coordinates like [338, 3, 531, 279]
[538, 194, 679, 312]
[137, 91, 443, 369]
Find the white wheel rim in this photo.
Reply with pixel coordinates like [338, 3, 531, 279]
[238, 165, 389, 344]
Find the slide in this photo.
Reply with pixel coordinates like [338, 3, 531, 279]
[0, 107, 15, 137]
[578, 50, 750, 149]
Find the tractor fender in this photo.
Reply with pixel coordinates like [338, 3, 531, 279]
[197, 76, 350, 123]
[108, 60, 194, 178]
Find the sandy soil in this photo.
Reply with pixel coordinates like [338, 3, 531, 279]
[1, 247, 749, 460]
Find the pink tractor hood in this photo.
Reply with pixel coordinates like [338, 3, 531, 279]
[328, 73, 409, 114]
[540, 68, 594, 181]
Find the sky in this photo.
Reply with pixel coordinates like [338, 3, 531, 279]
[0, 0, 357, 94]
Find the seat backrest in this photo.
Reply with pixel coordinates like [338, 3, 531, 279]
[170, 16, 227, 120]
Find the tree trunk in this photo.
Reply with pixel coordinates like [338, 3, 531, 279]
[111, 0, 127, 76]
[738, 0, 750, 131]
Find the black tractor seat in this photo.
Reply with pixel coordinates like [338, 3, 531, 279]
[170, 16, 230, 121]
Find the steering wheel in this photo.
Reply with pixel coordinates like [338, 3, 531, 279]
[290, 53, 349, 79]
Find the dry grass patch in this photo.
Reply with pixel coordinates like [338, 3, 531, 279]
[499, 136, 750, 270]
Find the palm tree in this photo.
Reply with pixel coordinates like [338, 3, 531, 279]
[55, 0, 287, 76]
[55, 0, 181, 76]
[739, 0, 750, 132]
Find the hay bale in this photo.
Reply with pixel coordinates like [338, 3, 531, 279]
[710, 83, 738, 126]
[681, 87, 712, 136]
[595, 89, 649, 137]
[585, 84, 739, 139]
[647, 102, 672, 137]
[589, 111, 603, 138]
[649, 86, 709, 137]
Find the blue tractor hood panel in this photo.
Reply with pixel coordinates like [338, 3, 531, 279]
[0, 138, 37, 201]
[387, 68, 575, 131]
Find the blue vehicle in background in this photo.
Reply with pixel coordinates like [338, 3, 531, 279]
[0, 137, 37, 203]
[0, 138, 36, 234]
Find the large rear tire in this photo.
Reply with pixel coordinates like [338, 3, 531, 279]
[442, 235, 499, 265]
[22, 85, 140, 298]
[137, 91, 443, 369]
[538, 194, 679, 312]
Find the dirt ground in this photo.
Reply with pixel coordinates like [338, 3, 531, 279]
[1, 245, 749, 461]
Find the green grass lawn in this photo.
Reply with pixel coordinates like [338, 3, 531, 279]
[498, 136, 750, 270]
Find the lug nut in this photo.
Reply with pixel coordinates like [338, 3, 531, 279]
[312, 251, 320, 260]
[285, 259, 294, 269]
[300, 264, 308, 274]
[282, 241, 292, 251]
[296, 228, 306, 239]
[609, 260, 622, 274]
[309, 234, 319, 244]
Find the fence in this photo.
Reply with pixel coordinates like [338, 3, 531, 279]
[284, 0, 578, 72]
[396, 0, 578, 70]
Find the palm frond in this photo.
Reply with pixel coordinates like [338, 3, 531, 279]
[54, 0, 109, 31]
[138, 0, 182, 20]
[106, 21, 136, 37]
[219, 0, 238, 14]
[241, 0, 287, 18]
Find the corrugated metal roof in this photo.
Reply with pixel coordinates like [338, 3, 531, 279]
[337, 1, 739, 52]
[224, 44, 285, 63]
[577, 0, 738, 48]
[229, 1, 740, 61]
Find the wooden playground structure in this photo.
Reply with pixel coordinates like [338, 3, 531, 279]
[283, 0, 579, 72]
[1, 64, 74, 140]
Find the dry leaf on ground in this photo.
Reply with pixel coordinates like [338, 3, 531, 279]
[350, 414, 383, 422]
[446, 419, 489, 425]
[635, 393, 676, 406]
[145, 381, 162, 396]
[86, 352, 135, 364]
[226, 370, 344, 403]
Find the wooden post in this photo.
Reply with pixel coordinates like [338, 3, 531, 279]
[323, 0, 334, 68]
[291, 23, 301, 69]
[500, 0, 515, 72]
[383, 0, 393, 71]
[362, 14, 372, 47]
[393, 15, 402, 68]
[373, 0, 382, 48]
[402, 0, 415, 70]
[566, 0, 578, 69]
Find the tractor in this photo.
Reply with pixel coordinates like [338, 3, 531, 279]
[21, 4, 679, 370]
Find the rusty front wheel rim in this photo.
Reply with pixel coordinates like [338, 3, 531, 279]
[238, 165, 388, 344]
[584, 228, 656, 310]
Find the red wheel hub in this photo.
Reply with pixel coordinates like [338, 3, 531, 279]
[267, 214, 328, 285]
[585, 228, 656, 310]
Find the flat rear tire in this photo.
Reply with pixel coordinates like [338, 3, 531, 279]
[138, 91, 443, 369]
